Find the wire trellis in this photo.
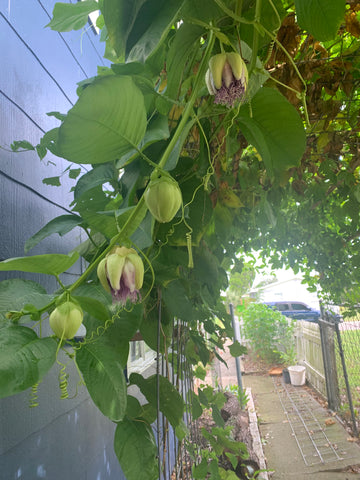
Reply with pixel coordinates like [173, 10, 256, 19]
[155, 305, 198, 480]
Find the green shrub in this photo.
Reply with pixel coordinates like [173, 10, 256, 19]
[242, 303, 295, 363]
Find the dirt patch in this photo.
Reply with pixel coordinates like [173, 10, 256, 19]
[241, 352, 283, 376]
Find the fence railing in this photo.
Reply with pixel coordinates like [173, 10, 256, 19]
[295, 321, 327, 397]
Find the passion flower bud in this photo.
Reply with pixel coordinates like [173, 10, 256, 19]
[205, 52, 248, 108]
[97, 246, 144, 304]
[144, 175, 182, 223]
[49, 301, 83, 340]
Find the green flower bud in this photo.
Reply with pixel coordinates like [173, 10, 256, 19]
[49, 301, 83, 340]
[144, 175, 182, 223]
[205, 52, 248, 107]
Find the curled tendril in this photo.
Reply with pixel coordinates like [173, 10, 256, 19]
[29, 382, 40, 408]
[58, 362, 69, 399]
[74, 316, 116, 349]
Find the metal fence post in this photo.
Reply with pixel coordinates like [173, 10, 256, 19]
[318, 317, 341, 411]
[229, 303, 244, 408]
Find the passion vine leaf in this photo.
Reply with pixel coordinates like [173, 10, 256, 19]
[57, 76, 147, 165]
[0, 279, 52, 320]
[0, 252, 79, 275]
[228, 341, 247, 358]
[295, 0, 346, 41]
[114, 418, 158, 480]
[129, 373, 184, 429]
[238, 88, 306, 175]
[166, 23, 203, 101]
[103, 0, 147, 60]
[116, 114, 170, 168]
[25, 214, 84, 253]
[74, 163, 116, 200]
[46, 0, 99, 32]
[127, 0, 185, 63]
[42, 176, 61, 187]
[112, 303, 143, 344]
[0, 326, 57, 398]
[72, 295, 110, 322]
[76, 342, 127, 422]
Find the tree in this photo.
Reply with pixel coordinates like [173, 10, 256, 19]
[1, 1, 359, 477]
[225, 261, 256, 307]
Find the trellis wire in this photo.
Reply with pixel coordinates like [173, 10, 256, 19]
[156, 307, 198, 479]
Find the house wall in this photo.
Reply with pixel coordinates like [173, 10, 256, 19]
[0, 2, 126, 478]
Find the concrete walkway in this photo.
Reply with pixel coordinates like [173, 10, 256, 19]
[212, 350, 360, 479]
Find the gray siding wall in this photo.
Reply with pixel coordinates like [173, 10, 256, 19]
[0, 2, 125, 478]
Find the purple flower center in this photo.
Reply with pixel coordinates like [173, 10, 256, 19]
[107, 258, 141, 305]
[214, 79, 246, 108]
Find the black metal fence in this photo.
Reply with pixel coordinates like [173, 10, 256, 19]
[156, 317, 198, 480]
[318, 308, 360, 436]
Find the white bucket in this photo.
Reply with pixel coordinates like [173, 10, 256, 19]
[288, 365, 306, 386]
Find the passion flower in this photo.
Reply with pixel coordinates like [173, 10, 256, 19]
[205, 52, 248, 108]
[144, 175, 182, 223]
[49, 301, 83, 340]
[97, 246, 144, 304]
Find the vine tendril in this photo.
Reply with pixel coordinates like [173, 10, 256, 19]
[29, 382, 40, 408]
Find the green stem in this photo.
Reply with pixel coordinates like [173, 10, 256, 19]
[156, 30, 215, 172]
[235, 0, 243, 18]
[213, 0, 252, 23]
[248, 0, 262, 75]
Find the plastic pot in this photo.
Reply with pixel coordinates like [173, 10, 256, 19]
[288, 365, 306, 386]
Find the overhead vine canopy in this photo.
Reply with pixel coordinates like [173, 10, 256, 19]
[1, 0, 360, 477]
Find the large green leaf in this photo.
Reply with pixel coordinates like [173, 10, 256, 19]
[238, 88, 306, 174]
[73, 283, 111, 304]
[0, 326, 57, 398]
[166, 23, 204, 101]
[181, 0, 223, 23]
[103, 0, 147, 60]
[114, 418, 158, 480]
[0, 279, 52, 320]
[295, 0, 346, 41]
[76, 342, 127, 421]
[116, 114, 170, 169]
[73, 186, 119, 239]
[130, 211, 154, 250]
[0, 252, 79, 275]
[74, 163, 116, 200]
[127, 0, 184, 62]
[162, 279, 194, 321]
[129, 373, 184, 429]
[25, 215, 84, 253]
[139, 305, 172, 353]
[113, 303, 143, 343]
[47, 1, 99, 31]
[72, 295, 110, 322]
[57, 76, 147, 165]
